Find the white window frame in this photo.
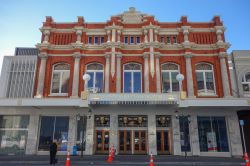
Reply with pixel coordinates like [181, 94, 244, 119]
[242, 72, 250, 96]
[50, 64, 70, 96]
[195, 63, 216, 96]
[123, 63, 142, 93]
[86, 63, 104, 93]
[161, 63, 180, 93]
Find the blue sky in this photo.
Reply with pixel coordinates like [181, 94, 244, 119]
[0, 0, 250, 72]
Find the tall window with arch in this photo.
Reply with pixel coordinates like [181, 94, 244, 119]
[195, 63, 216, 96]
[161, 63, 179, 93]
[86, 63, 104, 93]
[242, 72, 250, 95]
[123, 63, 142, 93]
[51, 63, 70, 95]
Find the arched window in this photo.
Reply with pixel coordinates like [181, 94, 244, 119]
[123, 63, 142, 93]
[51, 63, 70, 95]
[161, 63, 179, 93]
[242, 72, 250, 93]
[86, 63, 104, 93]
[195, 63, 216, 96]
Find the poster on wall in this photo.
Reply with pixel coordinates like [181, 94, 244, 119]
[59, 132, 68, 151]
[207, 132, 217, 152]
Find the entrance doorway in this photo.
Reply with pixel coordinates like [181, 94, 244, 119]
[157, 130, 171, 154]
[119, 130, 147, 154]
[95, 130, 109, 154]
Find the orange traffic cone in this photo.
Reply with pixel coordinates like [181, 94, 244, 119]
[106, 153, 113, 163]
[244, 152, 250, 166]
[149, 153, 154, 166]
[65, 150, 70, 166]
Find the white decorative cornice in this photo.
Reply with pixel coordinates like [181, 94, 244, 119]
[40, 26, 52, 33]
[73, 52, 82, 58]
[143, 22, 160, 30]
[184, 52, 193, 58]
[117, 7, 148, 24]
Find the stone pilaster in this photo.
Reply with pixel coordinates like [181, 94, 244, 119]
[190, 115, 200, 156]
[172, 115, 181, 155]
[35, 53, 48, 98]
[143, 53, 149, 93]
[184, 53, 195, 98]
[85, 116, 94, 155]
[107, 30, 111, 43]
[219, 52, 231, 97]
[111, 28, 116, 42]
[155, 53, 161, 93]
[154, 29, 158, 42]
[67, 115, 77, 151]
[105, 54, 110, 93]
[117, 30, 121, 43]
[71, 52, 81, 98]
[144, 29, 148, 43]
[148, 114, 157, 155]
[76, 29, 83, 43]
[25, 114, 39, 155]
[227, 114, 243, 157]
[109, 114, 118, 154]
[116, 53, 122, 93]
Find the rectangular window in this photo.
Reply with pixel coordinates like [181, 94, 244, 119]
[133, 72, 141, 93]
[205, 72, 215, 93]
[167, 36, 171, 44]
[136, 36, 141, 44]
[100, 36, 105, 44]
[94, 36, 99, 44]
[130, 36, 134, 44]
[173, 36, 177, 44]
[76, 116, 87, 151]
[124, 72, 132, 93]
[179, 116, 191, 152]
[160, 36, 165, 43]
[51, 73, 60, 93]
[124, 36, 128, 44]
[118, 115, 147, 127]
[0, 115, 29, 155]
[171, 72, 179, 91]
[198, 116, 229, 152]
[162, 72, 170, 93]
[38, 116, 69, 151]
[88, 36, 92, 44]
[196, 72, 205, 93]
[95, 72, 104, 93]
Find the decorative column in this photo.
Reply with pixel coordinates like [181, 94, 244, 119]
[184, 53, 195, 98]
[117, 30, 121, 43]
[25, 113, 39, 154]
[105, 54, 110, 93]
[172, 115, 181, 155]
[35, 53, 48, 98]
[143, 53, 149, 93]
[182, 26, 190, 43]
[144, 29, 148, 43]
[67, 115, 77, 152]
[155, 53, 161, 93]
[43, 30, 50, 43]
[111, 27, 116, 42]
[154, 29, 158, 42]
[107, 30, 111, 43]
[148, 114, 157, 155]
[71, 52, 81, 98]
[116, 53, 122, 93]
[190, 115, 200, 156]
[85, 114, 94, 155]
[219, 52, 231, 97]
[76, 29, 82, 43]
[109, 114, 118, 154]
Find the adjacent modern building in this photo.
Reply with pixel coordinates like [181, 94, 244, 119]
[0, 8, 249, 157]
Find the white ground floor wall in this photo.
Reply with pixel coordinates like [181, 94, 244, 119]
[0, 105, 243, 157]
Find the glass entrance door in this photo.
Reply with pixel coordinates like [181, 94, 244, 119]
[119, 130, 132, 154]
[157, 130, 171, 154]
[134, 130, 147, 154]
[95, 130, 109, 154]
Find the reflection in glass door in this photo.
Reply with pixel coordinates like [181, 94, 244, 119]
[134, 130, 147, 154]
[119, 130, 132, 154]
[95, 130, 109, 154]
[157, 130, 171, 154]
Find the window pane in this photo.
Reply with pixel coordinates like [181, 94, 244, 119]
[38, 117, 55, 151]
[124, 72, 131, 93]
[245, 73, 250, 82]
[61, 72, 70, 93]
[87, 72, 94, 89]
[173, 36, 177, 43]
[87, 64, 103, 70]
[198, 117, 211, 152]
[136, 36, 140, 43]
[133, 72, 141, 93]
[179, 116, 191, 152]
[94, 37, 98, 44]
[171, 72, 179, 91]
[54, 64, 70, 70]
[162, 63, 178, 70]
[0, 116, 29, 129]
[124, 37, 128, 44]
[196, 72, 205, 92]
[196, 64, 212, 70]
[54, 117, 69, 151]
[95, 72, 104, 92]
[167, 36, 171, 43]
[130, 36, 134, 44]
[88, 36, 92, 44]
[205, 72, 215, 93]
[160, 36, 164, 43]
[162, 72, 170, 93]
[242, 84, 250, 92]
[100, 37, 105, 44]
[76, 116, 87, 151]
[51, 73, 60, 93]
[124, 63, 141, 70]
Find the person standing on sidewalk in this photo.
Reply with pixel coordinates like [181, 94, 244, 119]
[49, 140, 58, 164]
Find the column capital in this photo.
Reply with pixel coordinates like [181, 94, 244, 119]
[38, 53, 48, 59]
[155, 52, 161, 59]
[73, 52, 82, 59]
[181, 26, 191, 34]
[218, 52, 228, 59]
[215, 26, 225, 33]
[143, 52, 149, 59]
[143, 29, 148, 34]
[184, 52, 193, 58]
[106, 29, 111, 35]
[116, 53, 122, 58]
[105, 53, 110, 59]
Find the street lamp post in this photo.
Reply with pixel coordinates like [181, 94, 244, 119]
[175, 73, 190, 158]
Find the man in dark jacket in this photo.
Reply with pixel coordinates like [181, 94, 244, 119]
[49, 140, 58, 164]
